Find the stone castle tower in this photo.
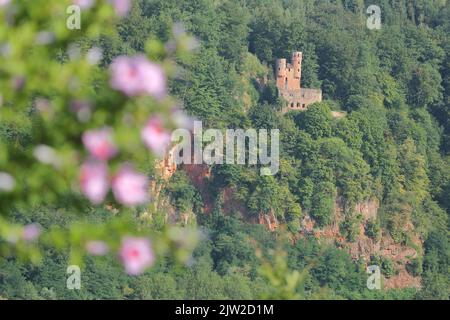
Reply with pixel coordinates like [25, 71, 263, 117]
[276, 51, 322, 112]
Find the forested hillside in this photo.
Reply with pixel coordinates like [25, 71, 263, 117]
[0, 0, 449, 300]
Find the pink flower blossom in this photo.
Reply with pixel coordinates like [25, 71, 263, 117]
[22, 224, 41, 241]
[73, 0, 95, 9]
[82, 128, 118, 161]
[109, 0, 131, 17]
[86, 240, 109, 256]
[112, 166, 149, 206]
[141, 116, 171, 156]
[119, 237, 154, 275]
[0, 0, 10, 8]
[110, 55, 166, 98]
[80, 161, 109, 204]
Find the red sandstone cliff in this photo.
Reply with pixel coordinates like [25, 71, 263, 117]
[152, 158, 422, 290]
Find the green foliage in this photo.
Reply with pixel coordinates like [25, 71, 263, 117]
[0, 0, 202, 265]
[1, 0, 449, 300]
[370, 254, 397, 279]
[419, 230, 450, 299]
[365, 218, 381, 241]
[298, 102, 333, 139]
[406, 257, 423, 277]
[164, 171, 202, 215]
[309, 181, 336, 226]
[311, 247, 365, 298]
[408, 63, 443, 108]
[339, 214, 362, 242]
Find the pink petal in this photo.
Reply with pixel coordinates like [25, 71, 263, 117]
[141, 116, 171, 156]
[73, 0, 95, 9]
[82, 128, 118, 161]
[22, 224, 41, 241]
[112, 166, 149, 206]
[119, 237, 154, 275]
[0, 0, 11, 8]
[110, 55, 166, 98]
[110, 0, 131, 17]
[80, 161, 110, 204]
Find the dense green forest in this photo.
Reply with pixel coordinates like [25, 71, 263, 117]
[0, 0, 449, 300]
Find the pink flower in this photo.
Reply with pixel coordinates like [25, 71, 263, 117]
[22, 224, 41, 241]
[110, 55, 166, 98]
[119, 237, 154, 275]
[86, 240, 109, 256]
[112, 166, 149, 206]
[0, 0, 10, 8]
[82, 128, 118, 161]
[109, 0, 131, 17]
[73, 0, 95, 9]
[141, 116, 171, 156]
[80, 161, 109, 204]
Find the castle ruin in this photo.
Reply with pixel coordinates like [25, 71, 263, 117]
[276, 51, 322, 112]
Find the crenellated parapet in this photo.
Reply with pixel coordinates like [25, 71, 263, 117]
[275, 51, 322, 112]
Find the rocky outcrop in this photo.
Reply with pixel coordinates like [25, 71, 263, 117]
[299, 198, 422, 290]
[152, 158, 422, 290]
[258, 210, 278, 232]
[182, 163, 213, 214]
[154, 147, 177, 181]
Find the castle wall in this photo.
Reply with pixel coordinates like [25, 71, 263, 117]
[276, 51, 322, 112]
[276, 63, 300, 90]
[280, 88, 322, 113]
[292, 52, 302, 82]
[299, 88, 322, 106]
[276, 58, 286, 89]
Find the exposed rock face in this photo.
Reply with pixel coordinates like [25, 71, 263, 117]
[355, 200, 379, 221]
[182, 163, 213, 214]
[149, 148, 188, 224]
[299, 198, 422, 290]
[331, 110, 346, 118]
[154, 147, 177, 180]
[153, 158, 422, 290]
[222, 186, 248, 217]
[258, 210, 278, 232]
